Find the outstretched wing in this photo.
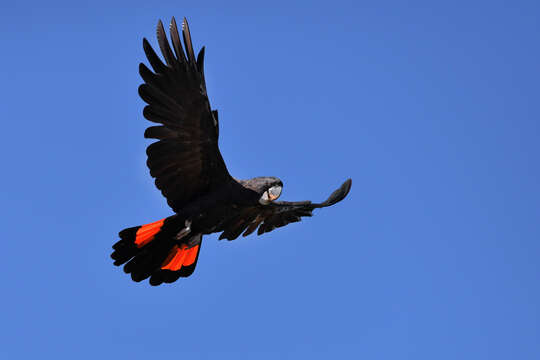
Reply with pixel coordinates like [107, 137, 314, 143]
[218, 179, 352, 240]
[139, 17, 231, 213]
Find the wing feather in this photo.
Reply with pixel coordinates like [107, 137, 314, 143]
[142, 38, 168, 73]
[156, 20, 176, 66]
[169, 17, 187, 64]
[218, 179, 352, 240]
[139, 18, 230, 212]
[181, 18, 197, 66]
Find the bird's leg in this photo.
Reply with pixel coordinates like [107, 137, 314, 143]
[175, 219, 192, 241]
[187, 233, 202, 247]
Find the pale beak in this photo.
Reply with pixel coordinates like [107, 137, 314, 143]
[268, 185, 282, 201]
[259, 185, 282, 205]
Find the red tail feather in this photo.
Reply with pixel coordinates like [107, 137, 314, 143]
[161, 244, 200, 271]
[134, 218, 165, 247]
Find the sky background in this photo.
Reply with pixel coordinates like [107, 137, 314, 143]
[1, 0, 539, 359]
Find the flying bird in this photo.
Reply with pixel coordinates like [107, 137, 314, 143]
[111, 17, 352, 286]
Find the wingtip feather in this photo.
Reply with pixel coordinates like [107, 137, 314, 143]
[322, 178, 352, 207]
[181, 17, 197, 66]
[156, 19, 175, 66]
[169, 17, 186, 63]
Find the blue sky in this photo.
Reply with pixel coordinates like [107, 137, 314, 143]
[1, 0, 539, 358]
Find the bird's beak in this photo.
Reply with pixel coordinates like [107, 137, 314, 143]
[267, 185, 282, 201]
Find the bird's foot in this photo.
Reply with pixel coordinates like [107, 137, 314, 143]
[175, 219, 192, 241]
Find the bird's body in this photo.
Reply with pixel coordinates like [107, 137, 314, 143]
[111, 17, 351, 285]
[151, 177, 277, 237]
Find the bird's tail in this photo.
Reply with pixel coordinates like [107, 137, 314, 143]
[111, 217, 202, 285]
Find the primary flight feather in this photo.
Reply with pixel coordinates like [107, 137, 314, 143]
[111, 17, 352, 286]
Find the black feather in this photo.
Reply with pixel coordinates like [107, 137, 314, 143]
[169, 17, 187, 64]
[156, 20, 176, 66]
[181, 18, 197, 67]
[142, 38, 167, 74]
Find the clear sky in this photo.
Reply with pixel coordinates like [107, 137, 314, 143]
[1, 0, 539, 359]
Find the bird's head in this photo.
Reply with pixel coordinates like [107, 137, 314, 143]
[239, 176, 283, 204]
